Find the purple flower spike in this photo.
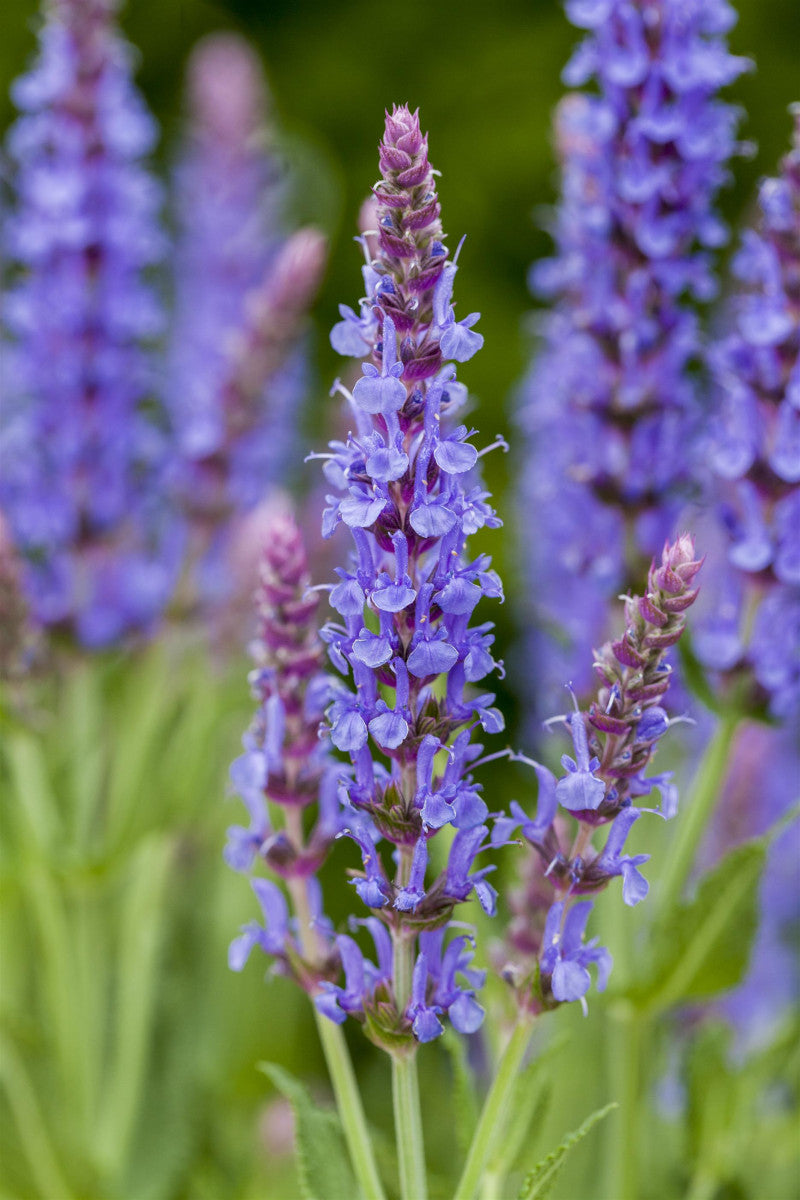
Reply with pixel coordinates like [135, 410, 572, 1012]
[226, 509, 345, 990]
[698, 108, 800, 717]
[500, 538, 702, 1013]
[517, 0, 748, 710]
[312, 106, 507, 1045]
[1, 0, 177, 644]
[167, 33, 326, 607]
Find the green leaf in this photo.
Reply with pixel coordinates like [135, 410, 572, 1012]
[442, 1032, 480, 1157]
[686, 1023, 736, 1165]
[96, 834, 174, 1182]
[631, 838, 766, 1015]
[0, 1032, 76, 1200]
[516, 1103, 617, 1200]
[259, 1062, 358, 1200]
[65, 659, 107, 853]
[105, 646, 180, 847]
[4, 731, 62, 852]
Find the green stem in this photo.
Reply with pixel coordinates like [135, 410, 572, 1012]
[453, 1015, 535, 1200]
[658, 710, 741, 915]
[391, 914, 427, 1200]
[392, 1052, 427, 1200]
[606, 1005, 642, 1200]
[479, 1169, 503, 1200]
[288, 871, 386, 1200]
[313, 1012, 387, 1200]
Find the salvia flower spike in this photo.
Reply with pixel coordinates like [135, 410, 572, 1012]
[1, 0, 175, 645]
[169, 34, 326, 599]
[697, 106, 800, 718]
[517, 0, 748, 709]
[502, 536, 703, 1012]
[227, 509, 343, 988]
[317, 105, 505, 1048]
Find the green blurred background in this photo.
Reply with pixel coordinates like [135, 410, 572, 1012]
[1, 2, 798, 1198]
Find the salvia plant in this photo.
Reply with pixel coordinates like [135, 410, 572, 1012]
[2, 2, 799, 1199]
[517, 0, 750, 710]
[696, 105, 800, 720]
[168, 35, 327, 603]
[224, 104, 794, 1200]
[0, 0, 174, 646]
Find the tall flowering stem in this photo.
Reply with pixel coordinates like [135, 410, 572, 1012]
[317, 104, 505, 1199]
[226, 509, 385, 1200]
[456, 536, 704, 1200]
[176, 229, 327, 539]
[518, 0, 748, 708]
[697, 106, 800, 719]
[169, 35, 325, 603]
[1, 0, 173, 645]
[501, 535, 704, 1011]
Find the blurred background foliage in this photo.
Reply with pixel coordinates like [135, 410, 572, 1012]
[1, 1, 799, 1198]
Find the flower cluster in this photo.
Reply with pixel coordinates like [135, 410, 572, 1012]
[0, 0, 174, 645]
[168, 35, 324, 599]
[517, 0, 748, 710]
[696, 107, 800, 717]
[313, 105, 507, 1045]
[227, 509, 340, 988]
[500, 536, 703, 1010]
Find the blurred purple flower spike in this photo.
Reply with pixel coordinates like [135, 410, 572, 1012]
[1, 0, 177, 644]
[517, 0, 748, 711]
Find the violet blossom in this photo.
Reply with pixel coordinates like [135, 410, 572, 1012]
[1, 0, 175, 645]
[227, 509, 341, 989]
[311, 105, 507, 1046]
[517, 0, 748, 712]
[168, 34, 325, 602]
[501, 536, 704, 1010]
[696, 107, 800, 718]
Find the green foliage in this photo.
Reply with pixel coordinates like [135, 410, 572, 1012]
[516, 1103, 617, 1200]
[681, 1019, 800, 1200]
[441, 1032, 480, 1157]
[0, 648, 267, 1199]
[628, 838, 767, 1015]
[259, 1063, 357, 1200]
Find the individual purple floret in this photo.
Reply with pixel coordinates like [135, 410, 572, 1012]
[517, 0, 748, 712]
[312, 105, 508, 1047]
[696, 107, 800, 718]
[227, 509, 341, 987]
[169, 35, 325, 601]
[0, 0, 175, 646]
[500, 536, 704, 1012]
